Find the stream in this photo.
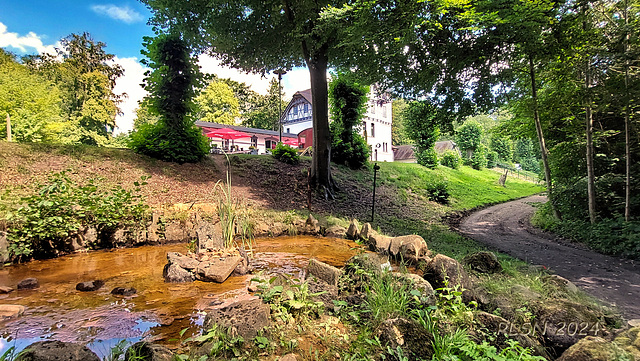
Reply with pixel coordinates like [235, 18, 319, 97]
[0, 236, 362, 357]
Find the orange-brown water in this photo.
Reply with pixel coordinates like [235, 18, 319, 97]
[0, 236, 361, 357]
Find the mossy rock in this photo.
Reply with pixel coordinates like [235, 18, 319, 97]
[557, 336, 632, 361]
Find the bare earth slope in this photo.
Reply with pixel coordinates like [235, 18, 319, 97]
[459, 195, 640, 319]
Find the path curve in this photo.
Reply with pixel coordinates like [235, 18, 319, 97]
[458, 195, 640, 320]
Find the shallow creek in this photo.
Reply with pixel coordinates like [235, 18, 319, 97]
[0, 236, 361, 357]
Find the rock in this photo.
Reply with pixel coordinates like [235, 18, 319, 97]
[545, 274, 579, 293]
[111, 287, 137, 296]
[163, 263, 194, 283]
[68, 234, 84, 252]
[76, 280, 105, 292]
[203, 298, 270, 339]
[0, 231, 8, 263]
[124, 341, 173, 361]
[167, 252, 199, 270]
[196, 256, 242, 283]
[164, 221, 189, 242]
[376, 318, 434, 360]
[307, 259, 342, 287]
[17, 278, 39, 290]
[535, 299, 604, 357]
[556, 336, 625, 361]
[422, 254, 473, 291]
[279, 354, 299, 361]
[83, 226, 98, 247]
[16, 340, 100, 361]
[112, 227, 129, 246]
[152, 210, 162, 225]
[325, 225, 346, 238]
[629, 319, 640, 327]
[0, 304, 25, 319]
[393, 273, 434, 302]
[368, 233, 392, 254]
[306, 278, 339, 312]
[232, 247, 252, 276]
[147, 224, 160, 243]
[195, 221, 224, 252]
[360, 223, 377, 240]
[474, 311, 546, 357]
[346, 219, 360, 240]
[253, 221, 271, 237]
[463, 251, 502, 274]
[343, 253, 390, 291]
[304, 214, 320, 234]
[390, 235, 429, 263]
[614, 326, 640, 360]
[0, 286, 14, 294]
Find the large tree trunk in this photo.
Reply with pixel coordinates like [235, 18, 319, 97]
[585, 59, 597, 224]
[306, 51, 334, 193]
[529, 55, 561, 220]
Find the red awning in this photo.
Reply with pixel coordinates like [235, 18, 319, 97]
[205, 128, 250, 140]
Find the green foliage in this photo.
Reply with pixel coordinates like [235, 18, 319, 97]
[184, 324, 245, 359]
[490, 135, 513, 162]
[254, 275, 325, 322]
[440, 150, 461, 169]
[486, 151, 498, 168]
[404, 101, 440, 169]
[243, 78, 286, 130]
[196, 80, 241, 125]
[391, 100, 411, 146]
[272, 142, 300, 165]
[470, 146, 487, 170]
[5, 171, 149, 261]
[426, 181, 450, 205]
[130, 34, 209, 163]
[456, 122, 483, 159]
[329, 74, 370, 170]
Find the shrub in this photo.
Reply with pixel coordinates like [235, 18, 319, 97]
[427, 181, 450, 204]
[272, 142, 299, 165]
[470, 147, 487, 170]
[129, 123, 210, 163]
[440, 150, 460, 169]
[486, 151, 498, 168]
[416, 148, 439, 169]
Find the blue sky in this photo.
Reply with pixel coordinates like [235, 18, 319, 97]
[0, 1, 309, 133]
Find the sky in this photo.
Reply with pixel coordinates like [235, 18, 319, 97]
[0, 1, 310, 134]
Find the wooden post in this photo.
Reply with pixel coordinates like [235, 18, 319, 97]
[6, 114, 11, 142]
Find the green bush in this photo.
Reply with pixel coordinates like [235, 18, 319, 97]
[416, 148, 439, 169]
[486, 151, 498, 168]
[272, 142, 299, 165]
[427, 181, 450, 204]
[128, 123, 210, 163]
[470, 147, 487, 170]
[440, 150, 460, 169]
[5, 171, 150, 261]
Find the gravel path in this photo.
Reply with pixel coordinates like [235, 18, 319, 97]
[458, 195, 640, 320]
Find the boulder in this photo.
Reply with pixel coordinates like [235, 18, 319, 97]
[0, 231, 8, 263]
[463, 251, 502, 274]
[203, 298, 270, 339]
[279, 354, 300, 361]
[390, 235, 429, 263]
[376, 318, 434, 360]
[0, 286, 14, 294]
[83, 226, 98, 247]
[393, 273, 435, 302]
[346, 219, 360, 240]
[343, 253, 390, 291]
[307, 259, 343, 287]
[474, 311, 546, 357]
[306, 278, 339, 312]
[368, 233, 392, 254]
[195, 221, 224, 252]
[16, 341, 100, 361]
[232, 247, 252, 276]
[76, 280, 104, 292]
[17, 278, 39, 290]
[360, 223, 377, 241]
[163, 263, 194, 283]
[196, 256, 242, 283]
[556, 336, 626, 361]
[304, 214, 320, 234]
[164, 221, 189, 242]
[111, 287, 137, 296]
[0, 304, 25, 320]
[422, 254, 473, 291]
[147, 224, 160, 243]
[614, 326, 640, 360]
[112, 227, 130, 246]
[167, 252, 199, 270]
[124, 341, 173, 361]
[324, 225, 346, 238]
[545, 274, 579, 294]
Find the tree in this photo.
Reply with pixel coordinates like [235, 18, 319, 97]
[196, 80, 241, 125]
[243, 78, 286, 130]
[392, 100, 411, 146]
[129, 33, 209, 163]
[0, 49, 65, 143]
[490, 135, 513, 163]
[455, 122, 483, 160]
[328, 73, 370, 169]
[141, 0, 421, 193]
[405, 101, 440, 168]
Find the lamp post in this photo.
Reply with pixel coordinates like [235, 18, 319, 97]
[274, 69, 287, 143]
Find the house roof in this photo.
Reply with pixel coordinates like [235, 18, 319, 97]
[195, 121, 298, 138]
[434, 140, 457, 153]
[296, 89, 313, 104]
[392, 145, 415, 161]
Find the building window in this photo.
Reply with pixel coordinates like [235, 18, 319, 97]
[304, 103, 309, 113]
[382, 105, 387, 118]
[370, 123, 375, 137]
[383, 143, 387, 152]
[251, 136, 258, 148]
[293, 105, 298, 115]
[286, 128, 290, 134]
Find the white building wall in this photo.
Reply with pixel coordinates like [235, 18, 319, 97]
[362, 97, 394, 162]
[284, 120, 313, 135]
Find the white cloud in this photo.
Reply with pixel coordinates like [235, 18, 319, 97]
[90, 4, 144, 24]
[0, 22, 57, 55]
[111, 56, 148, 134]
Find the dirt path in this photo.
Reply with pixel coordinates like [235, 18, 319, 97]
[458, 195, 640, 320]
